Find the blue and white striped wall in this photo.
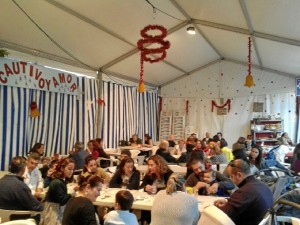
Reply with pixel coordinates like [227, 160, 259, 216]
[100, 81, 159, 149]
[0, 76, 159, 170]
[0, 76, 99, 170]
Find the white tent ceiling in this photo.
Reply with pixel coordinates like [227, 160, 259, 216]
[1, 0, 300, 87]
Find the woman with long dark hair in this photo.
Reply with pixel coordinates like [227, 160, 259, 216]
[42, 158, 75, 225]
[82, 155, 110, 184]
[109, 158, 140, 190]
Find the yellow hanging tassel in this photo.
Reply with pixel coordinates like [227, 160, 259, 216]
[30, 101, 40, 117]
[244, 74, 255, 87]
[138, 82, 145, 93]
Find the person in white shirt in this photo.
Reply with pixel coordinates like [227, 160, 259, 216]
[104, 190, 138, 225]
[23, 152, 44, 198]
[274, 137, 289, 163]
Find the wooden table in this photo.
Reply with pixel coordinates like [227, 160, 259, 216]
[93, 188, 224, 212]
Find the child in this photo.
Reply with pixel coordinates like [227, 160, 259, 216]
[200, 169, 226, 196]
[104, 190, 138, 225]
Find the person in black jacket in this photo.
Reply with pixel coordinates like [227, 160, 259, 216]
[63, 175, 102, 225]
[155, 140, 176, 163]
[140, 155, 173, 193]
[109, 158, 140, 190]
[0, 156, 44, 211]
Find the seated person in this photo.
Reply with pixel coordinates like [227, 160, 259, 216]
[175, 139, 186, 155]
[63, 175, 102, 225]
[104, 190, 138, 225]
[44, 159, 58, 188]
[155, 140, 176, 163]
[0, 156, 44, 211]
[23, 152, 44, 198]
[116, 149, 132, 170]
[223, 148, 258, 177]
[109, 158, 140, 190]
[185, 136, 196, 153]
[168, 134, 176, 147]
[199, 169, 227, 196]
[214, 159, 273, 225]
[28, 142, 45, 156]
[151, 173, 199, 225]
[140, 155, 173, 193]
[143, 133, 154, 147]
[216, 132, 227, 146]
[291, 143, 300, 174]
[272, 137, 290, 163]
[191, 140, 204, 160]
[220, 139, 234, 162]
[70, 141, 89, 170]
[202, 132, 212, 145]
[186, 158, 234, 195]
[82, 156, 111, 184]
[209, 140, 228, 164]
[128, 134, 142, 146]
[39, 156, 52, 178]
[232, 137, 247, 151]
[281, 132, 294, 146]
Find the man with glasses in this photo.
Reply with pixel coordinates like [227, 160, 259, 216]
[185, 158, 234, 195]
[214, 159, 273, 225]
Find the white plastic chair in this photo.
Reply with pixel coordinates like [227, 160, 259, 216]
[0, 210, 38, 223]
[1, 219, 36, 225]
[258, 214, 271, 225]
[276, 216, 300, 225]
[136, 155, 145, 165]
[151, 146, 159, 155]
[96, 157, 114, 168]
[198, 205, 235, 225]
[129, 150, 140, 158]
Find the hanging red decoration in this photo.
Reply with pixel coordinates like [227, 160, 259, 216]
[137, 25, 170, 92]
[159, 96, 163, 112]
[211, 99, 231, 113]
[97, 98, 106, 106]
[186, 100, 189, 114]
[30, 101, 40, 117]
[244, 36, 255, 87]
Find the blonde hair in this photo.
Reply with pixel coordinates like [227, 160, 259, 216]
[166, 173, 185, 194]
[147, 155, 170, 177]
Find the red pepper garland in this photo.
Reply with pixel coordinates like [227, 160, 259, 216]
[137, 25, 170, 92]
[211, 99, 231, 113]
[244, 36, 255, 87]
[186, 100, 189, 114]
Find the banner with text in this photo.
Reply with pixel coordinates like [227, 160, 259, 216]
[0, 58, 78, 95]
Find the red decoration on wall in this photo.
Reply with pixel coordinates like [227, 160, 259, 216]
[30, 101, 40, 117]
[211, 99, 231, 113]
[186, 100, 189, 114]
[159, 96, 163, 112]
[97, 98, 106, 106]
[137, 25, 170, 92]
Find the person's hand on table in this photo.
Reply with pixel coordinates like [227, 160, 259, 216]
[195, 181, 207, 190]
[214, 199, 227, 208]
[207, 183, 218, 194]
[145, 184, 156, 194]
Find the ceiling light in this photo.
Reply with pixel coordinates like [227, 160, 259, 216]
[187, 25, 196, 35]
